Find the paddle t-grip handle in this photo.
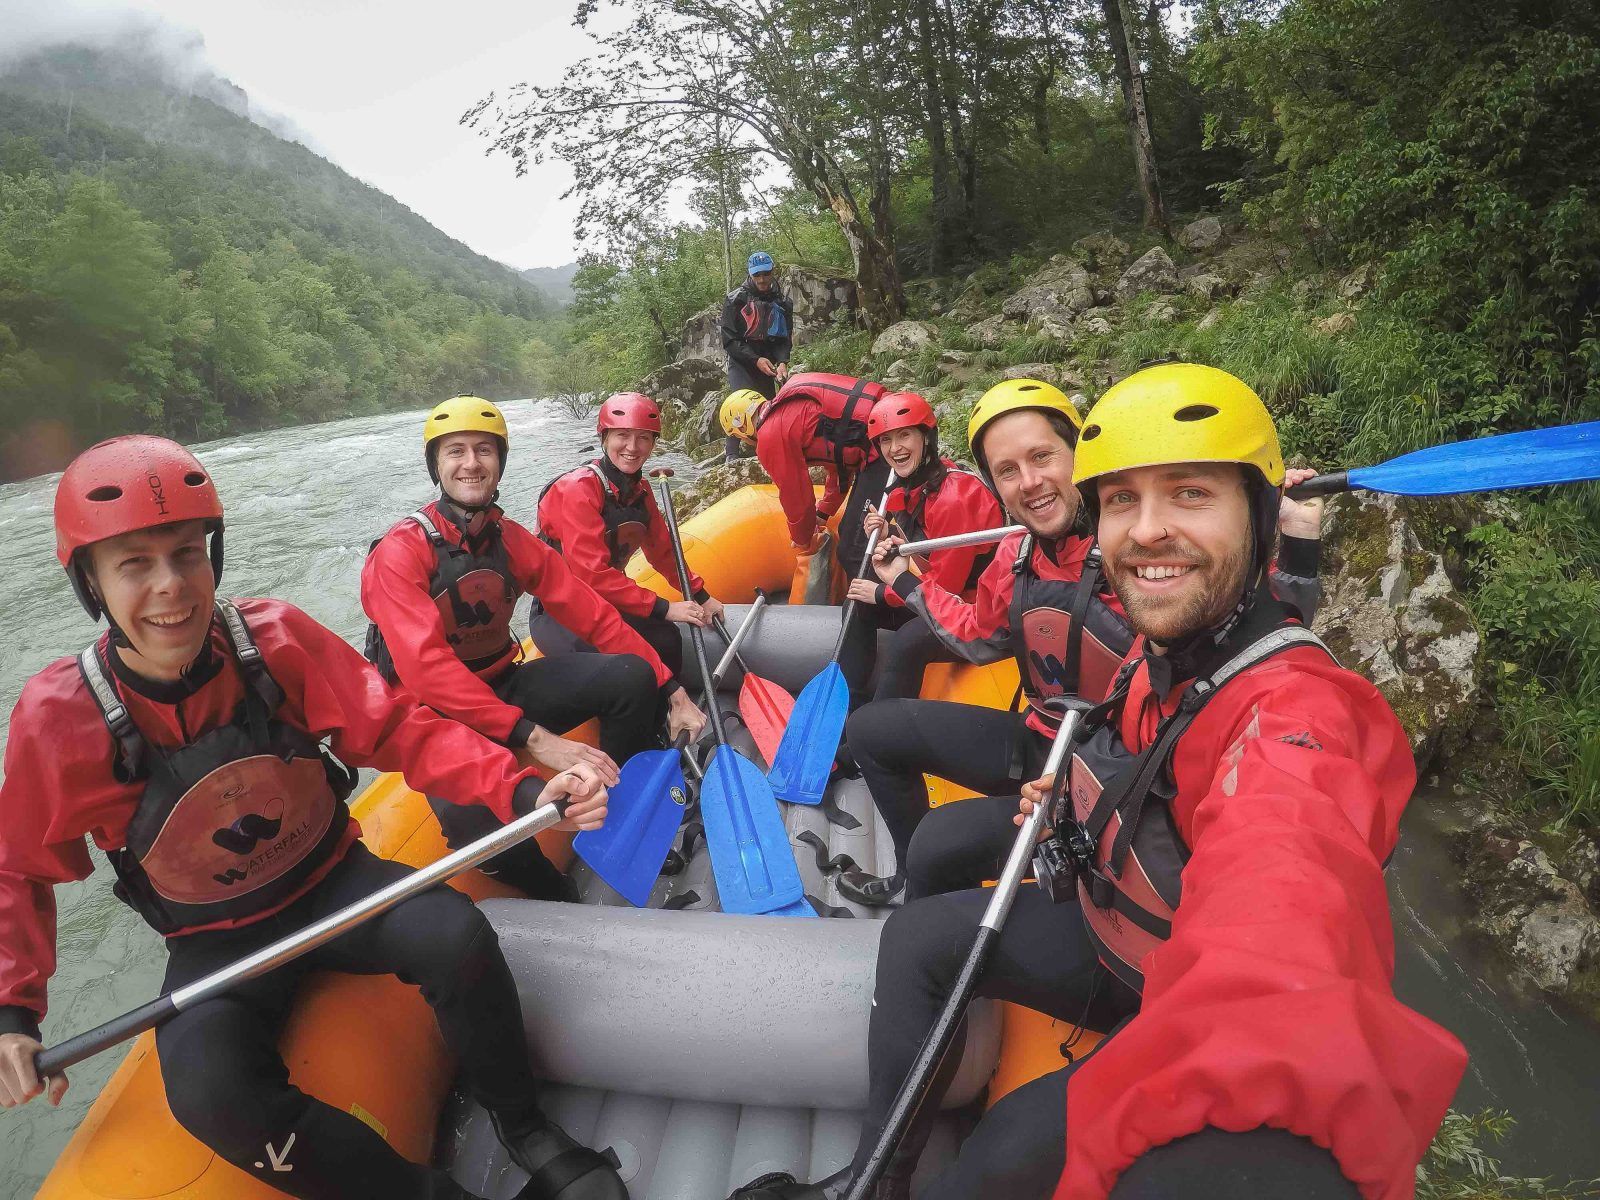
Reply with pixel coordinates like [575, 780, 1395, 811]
[1285, 470, 1350, 500]
[648, 467, 676, 479]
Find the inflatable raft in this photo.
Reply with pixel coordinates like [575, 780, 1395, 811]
[38, 484, 1094, 1200]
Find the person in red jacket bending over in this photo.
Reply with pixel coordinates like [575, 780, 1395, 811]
[835, 390, 1002, 711]
[532, 392, 725, 684]
[0, 436, 628, 1200]
[361, 396, 704, 900]
[720, 372, 891, 587]
[741, 364, 1465, 1200]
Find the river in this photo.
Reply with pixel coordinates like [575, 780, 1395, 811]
[0, 403, 1596, 1196]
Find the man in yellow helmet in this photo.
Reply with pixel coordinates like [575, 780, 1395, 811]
[835, 377, 1324, 907]
[361, 395, 704, 899]
[747, 364, 1462, 1200]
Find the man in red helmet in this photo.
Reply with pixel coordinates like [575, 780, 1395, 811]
[0, 436, 631, 1200]
[534, 392, 726, 687]
[362, 395, 704, 900]
[835, 391, 1002, 714]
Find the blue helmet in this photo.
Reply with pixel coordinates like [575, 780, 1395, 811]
[747, 251, 775, 275]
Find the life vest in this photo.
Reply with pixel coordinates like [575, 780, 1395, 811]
[757, 373, 885, 480]
[1058, 624, 1333, 993]
[363, 508, 520, 683]
[78, 600, 357, 936]
[538, 462, 651, 570]
[738, 293, 790, 343]
[1009, 535, 1135, 728]
[887, 460, 995, 592]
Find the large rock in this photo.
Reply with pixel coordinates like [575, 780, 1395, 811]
[966, 314, 1009, 349]
[1313, 491, 1481, 763]
[1002, 363, 1086, 391]
[671, 457, 771, 521]
[639, 356, 726, 408]
[1114, 247, 1179, 302]
[1467, 837, 1600, 995]
[1072, 231, 1131, 272]
[872, 320, 939, 357]
[678, 266, 858, 359]
[1001, 256, 1096, 326]
[1178, 216, 1225, 252]
[1185, 273, 1227, 302]
[685, 388, 725, 453]
[1338, 262, 1380, 301]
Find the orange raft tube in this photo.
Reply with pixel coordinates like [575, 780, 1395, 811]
[38, 484, 1095, 1199]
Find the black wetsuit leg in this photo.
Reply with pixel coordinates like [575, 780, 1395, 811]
[157, 844, 536, 1200]
[871, 614, 959, 702]
[726, 357, 778, 400]
[842, 885, 1139, 1188]
[844, 699, 1050, 873]
[837, 604, 913, 711]
[427, 652, 658, 897]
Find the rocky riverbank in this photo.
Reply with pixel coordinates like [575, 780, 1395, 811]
[636, 218, 1600, 1015]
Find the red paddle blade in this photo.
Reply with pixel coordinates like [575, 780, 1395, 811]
[739, 673, 794, 768]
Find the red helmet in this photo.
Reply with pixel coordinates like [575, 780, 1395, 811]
[54, 435, 225, 619]
[868, 392, 937, 442]
[597, 392, 663, 435]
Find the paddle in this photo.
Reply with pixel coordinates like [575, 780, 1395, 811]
[573, 733, 691, 907]
[1286, 419, 1600, 498]
[654, 470, 812, 917]
[895, 524, 1026, 558]
[708, 597, 796, 767]
[767, 487, 894, 806]
[844, 697, 1090, 1200]
[34, 787, 576, 1077]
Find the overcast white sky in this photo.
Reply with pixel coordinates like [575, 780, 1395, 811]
[1, 0, 603, 268]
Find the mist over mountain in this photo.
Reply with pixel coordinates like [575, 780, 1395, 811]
[520, 262, 580, 306]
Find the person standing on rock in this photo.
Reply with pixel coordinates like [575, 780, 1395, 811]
[740, 364, 1463, 1200]
[835, 390, 1002, 711]
[0, 434, 630, 1200]
[721, 250, 794, 402]
[720, 371, 892, 598]
[533, 391, 725, 688]
[361, 395, 703, 900]
[837, 376, 1324, 907]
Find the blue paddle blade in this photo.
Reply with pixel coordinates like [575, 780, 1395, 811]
[767, 662, 848, 806]
[1349, 420, 1600, 496]
[574, 749, 688, 907]
[700, 745, 810, 915]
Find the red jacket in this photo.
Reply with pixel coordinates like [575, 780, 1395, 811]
[755, 397, 870, 548]
[537, 465, 706, 619]
[878, 464, 1001, 609]
[1057, 642, 1467, 1200]
[361, 501, 672, 745]
[0, 599, 542, 1033]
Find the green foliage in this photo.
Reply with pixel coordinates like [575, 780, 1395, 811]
[1418, 1110, 1597, 1199]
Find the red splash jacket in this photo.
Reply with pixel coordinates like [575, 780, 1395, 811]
[361, 501, 672, 745]
[0, 599, 540, 1036]
[879, 462, 1001, 609]
[536, 464, 707, 620]
[1056, 643, 1467, 1200]
[755, 392, 875, 548]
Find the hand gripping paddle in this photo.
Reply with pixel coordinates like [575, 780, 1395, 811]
[654, 470, 812, 917]
[767, 488, 894, 806]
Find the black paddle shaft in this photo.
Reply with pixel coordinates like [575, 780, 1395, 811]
[1285, 470, 1351, 500]
[831, 487, 895, 660]
[654, 475, 731, 751]
[844, 698, 1088, 1200]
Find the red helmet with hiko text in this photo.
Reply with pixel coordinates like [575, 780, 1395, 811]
[54, 435, 225, 619]
[867, 392, 937, 443]
[597, 392, 663, 436]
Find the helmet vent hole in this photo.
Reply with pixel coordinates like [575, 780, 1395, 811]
[87, 485, 123, 502]
[1081, 425, 1102, 441]
[480, 410, 495, 419]
[1174, 404, 1219, 422]
[183, 471, 207, 486]
[1018, 384, 1040, 392]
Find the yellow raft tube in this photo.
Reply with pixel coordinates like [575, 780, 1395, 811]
[38, 484, 1094, 1199]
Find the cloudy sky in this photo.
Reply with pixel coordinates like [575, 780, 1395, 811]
[0, 0, 605, 268]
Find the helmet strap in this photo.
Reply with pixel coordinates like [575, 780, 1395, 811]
[596, 452, 640, 491]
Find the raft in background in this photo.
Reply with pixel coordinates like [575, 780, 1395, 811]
[38, 484, 1094, 1200]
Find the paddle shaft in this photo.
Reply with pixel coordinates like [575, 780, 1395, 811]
[830, 488, 894, 660]
[655, 477, 731, 751]
[1286, 471, 1349, 500]
[34, 793, 571, 1078]
[710, 592, 768, 688]
[896, 523, 1025, 558]
[844, 704, 1085, 1200]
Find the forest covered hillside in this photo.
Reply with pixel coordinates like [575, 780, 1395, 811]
[0, 40, 566, 480]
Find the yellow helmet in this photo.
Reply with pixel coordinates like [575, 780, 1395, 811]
[1072, 363, 1283, 489]
[720, 389, 766, 441]
[424, 394, 509, 482]
[966, 378, 1084, 480]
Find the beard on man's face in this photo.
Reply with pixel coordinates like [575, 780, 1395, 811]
[1108, 536, 1252, 645]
